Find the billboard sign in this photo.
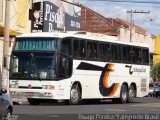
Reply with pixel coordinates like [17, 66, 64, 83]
[31, 2, 44, 32]
[31, 0, 81, 32]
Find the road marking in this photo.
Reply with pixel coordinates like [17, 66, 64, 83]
[154, 105, 160, 108]
[105, 109, 126, 112]
[49, 115, 59, 118]
[131, 103, 160, 107]
[151, 109, 160, 111]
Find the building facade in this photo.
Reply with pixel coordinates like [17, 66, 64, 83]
[0, 0, 32, 85]
[79, 4, 155, 61]
[0, 0, 156, 82]
[153, 34, 160, 64]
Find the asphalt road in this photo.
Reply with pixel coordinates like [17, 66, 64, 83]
[12, 97, 160, 120]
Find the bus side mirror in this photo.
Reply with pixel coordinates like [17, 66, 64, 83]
[0, 88, 7, 94]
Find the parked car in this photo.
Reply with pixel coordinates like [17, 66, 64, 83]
[148, 83, 156, 96]
[0, 88, 13, 120]
[153, 84, 160, 97]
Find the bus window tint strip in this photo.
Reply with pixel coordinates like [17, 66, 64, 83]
[15, 38, 58, 51]
[71, 38, 149, 65]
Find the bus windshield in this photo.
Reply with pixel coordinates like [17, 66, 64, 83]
[10, 52, 58, 80]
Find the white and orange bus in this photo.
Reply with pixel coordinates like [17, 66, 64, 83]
[9, 31, 150, 105]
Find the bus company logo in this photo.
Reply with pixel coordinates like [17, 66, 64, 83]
[99, 64, 120, 96]
[76, 62, 120, 97]
[125, 65, 133, 75]
[125, 65, 146, 75]
[28, 84, 32, 89]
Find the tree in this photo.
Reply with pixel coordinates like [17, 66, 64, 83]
[151, 61, 160, 82]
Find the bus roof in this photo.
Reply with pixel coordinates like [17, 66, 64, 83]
[17, 31, 148, 48]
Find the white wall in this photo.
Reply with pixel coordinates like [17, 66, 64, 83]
[0, 0, 5, 24]
[0, 0, 17, 28]
[118, 27, 155, 53]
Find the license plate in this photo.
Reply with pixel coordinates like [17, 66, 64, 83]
[26, 92, 34, 96]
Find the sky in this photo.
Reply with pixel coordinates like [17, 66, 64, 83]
[74, 0, 160, 36]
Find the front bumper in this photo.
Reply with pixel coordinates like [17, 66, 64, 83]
[10, 88, 55, 99]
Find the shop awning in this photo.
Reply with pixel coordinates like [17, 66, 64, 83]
[0, 25, 21, 37]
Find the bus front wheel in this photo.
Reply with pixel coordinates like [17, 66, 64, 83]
[27, 98, 41, 105]
[69, 84, 81, 105]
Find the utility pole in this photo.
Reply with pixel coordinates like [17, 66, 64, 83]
[127, 10, 150, 42]
[1, 0, 10, 92]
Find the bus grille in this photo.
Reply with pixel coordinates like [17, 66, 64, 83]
[19, 86, 42, 89]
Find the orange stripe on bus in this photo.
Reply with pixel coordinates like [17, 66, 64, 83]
[103, 72, 110, 88]
[103, 64, 114, 89]
[102, 63, 120, 96]
[109, 83, 120, 96]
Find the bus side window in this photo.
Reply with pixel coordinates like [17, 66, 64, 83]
[79, 40, 86, 58]
[133, 47, 141, 64]
[59, 55, 72, 78]
[128, 46, 133, 63]
[62, 38, 72, 56]
[118, 45, 122, 62]
[111, 44, 115, 62]
[73, 40, 79, 58]
[142, 48, 149, 65]
[122, 45, 132, 64]
[112, 44, 121, 62]
[100, 43, 105, 61]
[106, 43, 110, 62]
[87, 41, 98, 60]
[87, 42, 92, 58]
[92, 42, 98, 60]
[122, 46, 127, 62]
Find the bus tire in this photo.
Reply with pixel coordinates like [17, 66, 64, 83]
[127, 85, 135, 103]
[69, 84, 81, 105]
[120, 84, 128, 104]
[27, 98, 41, 105]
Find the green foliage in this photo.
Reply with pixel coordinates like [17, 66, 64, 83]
[151, 61, 160, 81]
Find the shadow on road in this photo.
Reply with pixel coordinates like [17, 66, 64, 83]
[13, 98, 143, 106]
[17, 114, 79, 120]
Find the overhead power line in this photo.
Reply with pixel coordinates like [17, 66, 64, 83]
[87, 0, 160, 4]
[127, 10, 150, 42]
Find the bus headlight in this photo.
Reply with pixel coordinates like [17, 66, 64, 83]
[44, 92, 52, 97]
[10, 84, 19, 88]
[42, 85, 55, 90]
[10, 91, 17, 95]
